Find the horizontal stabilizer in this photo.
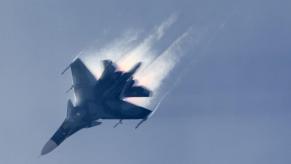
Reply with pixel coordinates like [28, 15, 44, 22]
[105, 100, 151, 119]
[123, 86, 152, 97]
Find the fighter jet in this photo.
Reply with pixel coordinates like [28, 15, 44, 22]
[41, 58, 153, 155]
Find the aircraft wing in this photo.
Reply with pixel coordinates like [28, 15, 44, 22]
[104, 100, 151, 119]
[70, 58, 97, 104]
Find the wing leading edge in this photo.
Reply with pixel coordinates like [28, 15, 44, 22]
[70, 58, 97, 104]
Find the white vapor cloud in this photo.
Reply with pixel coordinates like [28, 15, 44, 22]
[81, 15, 194, 109]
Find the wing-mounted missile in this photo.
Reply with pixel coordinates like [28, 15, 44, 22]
[65, 85, 74, 93]
[61, 64, 71, 75]
[135, 119, 147, 129]
[113, 119, 123, 128]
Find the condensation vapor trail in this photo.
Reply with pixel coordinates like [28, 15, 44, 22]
[128, 29, 193, 107]
[81, 15, 189, 109]
[147, 17, 235, 113]
[80, 14, 232, 111]
[147, 52, 197, 118]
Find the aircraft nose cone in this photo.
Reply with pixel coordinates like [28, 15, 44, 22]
[41, 140, 58, 155]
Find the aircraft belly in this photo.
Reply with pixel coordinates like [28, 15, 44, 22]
[87, 101, 117, 119]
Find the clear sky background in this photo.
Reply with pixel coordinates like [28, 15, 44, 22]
[0, 0, 291, 164]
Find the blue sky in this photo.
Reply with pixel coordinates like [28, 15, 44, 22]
[0, 0, 291, 164]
